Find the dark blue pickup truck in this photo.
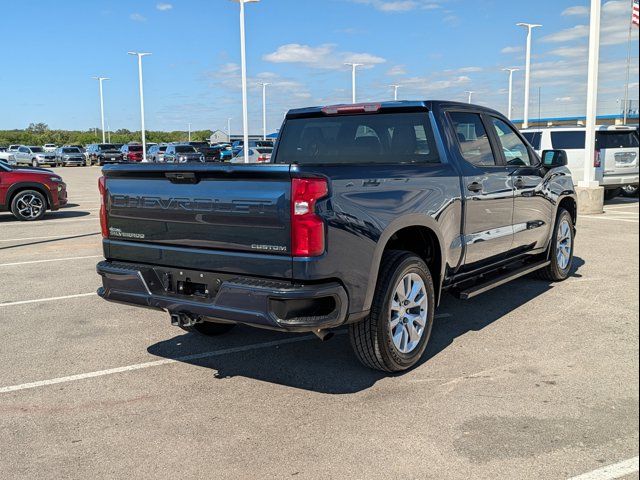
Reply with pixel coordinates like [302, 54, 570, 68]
[97, 101, 577, 372]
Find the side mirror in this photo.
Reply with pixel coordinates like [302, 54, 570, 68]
[541, 149, 568, 168]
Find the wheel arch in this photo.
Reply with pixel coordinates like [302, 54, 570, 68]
[7, 182, 53, 210]
[364, 215, 446, 310]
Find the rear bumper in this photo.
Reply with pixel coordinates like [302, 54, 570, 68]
[602, 173, 639, 188]
[96, 260, 349, 332]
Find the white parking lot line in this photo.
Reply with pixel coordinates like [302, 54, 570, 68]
[0, 255, 102, 267]
[0, 233, 99, 243]
[0, 292, 96, 307]
[0, 217, 98, 226]
[568, 456, 639, 480]
[580, 215, 639, 223]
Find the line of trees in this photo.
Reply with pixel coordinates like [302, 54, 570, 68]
[0, 123, 214, 147]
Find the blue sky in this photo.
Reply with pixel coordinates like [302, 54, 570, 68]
[0, 0, 637, 133]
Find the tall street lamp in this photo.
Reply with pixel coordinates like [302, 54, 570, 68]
[502, 68, 519, 120]
[516, 22, 542, 129]
[259, 82, 271, 141]
[188, 123, 192, 142]
[227, 117, 233, 143]
[465, 91, 474, 104]
[92, 76, 109, 144]
[390, 84, 400, 101]
[345, 63, 364, 104]
[127, 51, 151, 162]
[232, 0, 260, 163]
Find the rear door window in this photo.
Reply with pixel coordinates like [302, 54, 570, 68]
[274, 112, 440, 165]
[521, 131, 542, 150]
[551, 131, 586, 150]
[596, 131, 639, 149]
[448, 112, 497, 167]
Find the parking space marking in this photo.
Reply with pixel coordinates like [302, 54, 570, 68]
[568, 456, 639, 480]
[580, 215, 639, 223]
[0, 232, 99, 243]
[0, 292, 96, 308]
[0, 217, 99, 226]
[0, 255, 102, 267]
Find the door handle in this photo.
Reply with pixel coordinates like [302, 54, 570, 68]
[513, 177, 526, 189]
[467, 182, 483, 193]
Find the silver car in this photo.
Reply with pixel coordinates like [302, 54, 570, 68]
[55, 146, 86, 167]
[14, 146, 57, 167]
[231, 147, 273, 163]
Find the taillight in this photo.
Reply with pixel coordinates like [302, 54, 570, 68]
[98, 176, 108, 238]
[594, 149, 601, 168]
[291, 178, 328, 257]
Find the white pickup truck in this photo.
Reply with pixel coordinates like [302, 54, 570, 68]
[0, 145, 20, 165]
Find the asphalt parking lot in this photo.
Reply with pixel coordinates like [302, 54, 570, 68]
[0, 166, 638, 480]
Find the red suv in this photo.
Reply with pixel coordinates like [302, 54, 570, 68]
[121, 144, 144, 162]
[0, 162, 68, 220]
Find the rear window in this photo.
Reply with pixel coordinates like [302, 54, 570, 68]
[98, 144, 117, 150]
[551, 131, 586, 150]
[596, 131, 639, 149]
[159, 146, 167, 152]
[522, 131, 542, 150]
[62, 147, 81, 153]
[128, 145, 143, 152]
[275, 112, 440, 165]
[30, 147, 44, 153]
[256, 148, 273, 154]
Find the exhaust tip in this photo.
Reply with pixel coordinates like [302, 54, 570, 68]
[313, 329, 334, 342]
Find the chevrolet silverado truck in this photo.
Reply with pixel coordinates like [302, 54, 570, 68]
[96, 101, 577, 372]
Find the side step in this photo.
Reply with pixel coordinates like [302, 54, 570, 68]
[459, 260, 550, 300]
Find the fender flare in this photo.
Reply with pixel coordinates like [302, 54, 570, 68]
[362, 214, 447, 311]
[6, 182, 53, 210]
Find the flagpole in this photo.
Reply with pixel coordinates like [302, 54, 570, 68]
[623, 0, 633, 125]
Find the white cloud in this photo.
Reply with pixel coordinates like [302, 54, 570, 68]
[219, 63, 240, 75]
[548, 45, 588, 57]
[457, 66, 483, 73]
[129, 13, 147, 22]
[351, 0, 441, 12]
[387, 65, 407, 76]
[541, 25, 589, 43]
[561, 6, 589, 16]
[156, 3, 173, 11]
[501, 46, 523, 54]
[555, 96, 574, 102]
[263, 43, 386, 69]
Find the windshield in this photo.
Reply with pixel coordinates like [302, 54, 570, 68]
[30, 147, 44, 153]
[62, 147, 81, 153]
[175, 146, 197, 153]
[128, 145, 143, 152]
[275, 113, 440, 165]
[98, 144, 117, 151]
[596, 131, 639, 149]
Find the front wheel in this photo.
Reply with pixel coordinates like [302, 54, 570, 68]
[349, 250, 435, 372]
[622, 185, 639, 197]
[11, 190, 47, 221]
[537, 208, 575, 282]
[31, 159, 38, 168]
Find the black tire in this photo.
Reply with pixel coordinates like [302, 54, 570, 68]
[31, 159, 38, 168]
[10, 189, 47, 221]
[349, 250, 435, 373]
[622, 185, 639, 197]
[604, 188, 621, 201]
[536, 208, 575, 282]
[181, 320, 236, 336]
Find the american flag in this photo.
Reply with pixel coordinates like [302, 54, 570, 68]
[633, 0, 640, 27]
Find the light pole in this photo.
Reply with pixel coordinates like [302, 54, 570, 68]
[465, 91, 474, 104]
[232, 0, 260, 163]
[128, 51, 151, 162]
[390, 84, 400, 101]
[92, 76, 109, 144]
[516, 22, 542, 129]
[227, 118, 232, 143]
[502, 68, 519, 120]
[345, 63, 364, 104]
[259, 82, 271, 141]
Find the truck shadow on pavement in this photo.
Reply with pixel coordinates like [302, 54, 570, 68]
[0, 209, 92, 223]
[147, 257, 584, 395]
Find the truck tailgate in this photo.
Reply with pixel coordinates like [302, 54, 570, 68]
[102, 164, 292, 257]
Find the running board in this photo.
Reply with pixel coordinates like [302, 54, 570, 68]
[458, 261, 550, 300]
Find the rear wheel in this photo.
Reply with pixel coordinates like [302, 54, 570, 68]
[10, 190, 47, 221]
[622, 185, 639, 197]
[537, 208, 574, 282]
[31, 159, 38, 168]
[349, 250, 435, 372]
[181, 320, 235, 336]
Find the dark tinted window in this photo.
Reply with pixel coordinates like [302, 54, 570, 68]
[449, 112, 496, 166]
[596, 131, 639, 149]
[62, 147, 81, 153]
[30, 147, 44, 153]
[175, 146, 197, 153]
[128, 145, 143, 152]
[159, 146, 167, 152]
[256, 148, 273, 154]
[98, 144, 117, 150]
[551, 131, 585, 150]
[522, 131, 542, 150]
[275, 112, 440, 165]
